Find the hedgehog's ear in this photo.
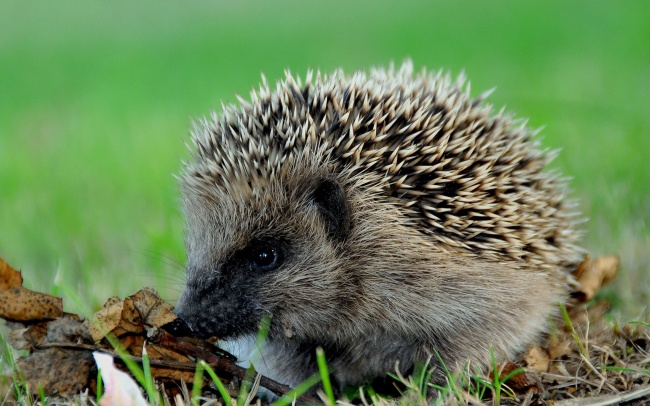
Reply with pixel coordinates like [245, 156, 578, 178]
[311, 179, 351, 242]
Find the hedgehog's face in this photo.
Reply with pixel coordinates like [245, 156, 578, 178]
[174, 171, 361, 340]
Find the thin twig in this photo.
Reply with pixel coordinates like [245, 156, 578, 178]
[579, 354, 618, 393]
[554, 385, 650, 406]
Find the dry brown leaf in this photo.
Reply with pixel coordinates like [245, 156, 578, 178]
[547, 337, 572, 360]
[0, 257, 23, 289]
[85, 296, 125, 342]
[573, 255, 620, 302]
[524, 346, 550, 373]
[130, 287, 178, 327]
[85, 296, 145, 342]
[0, 287, 63, 321]
[124, 335, 193, 363]
[15, 348, 94, 396]
[573, 256, 592, 280]
[6, 321, 49, 350]
[145, 344, 193, 363]
[44, 316, 93, 345]
[116, 297, 145, 334]
[592, 256, 620, 286]
[0, 258, 63, 322]
[118, 334, 147, 355]
[489, 362, 535, 392]
[12, 316, 96, 395]
[85, 289, 177, 342]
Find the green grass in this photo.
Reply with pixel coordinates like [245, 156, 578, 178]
[0, 0, 648, 321]
[316, 347, 336, 405]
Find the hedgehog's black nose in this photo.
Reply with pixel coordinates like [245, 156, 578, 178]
[162, 316, 195, 337]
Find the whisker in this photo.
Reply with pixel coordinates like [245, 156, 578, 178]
[132, 247, 187, 272]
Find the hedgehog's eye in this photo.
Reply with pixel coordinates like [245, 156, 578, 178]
[247, 241, 283, 272]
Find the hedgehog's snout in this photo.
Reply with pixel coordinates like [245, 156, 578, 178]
[173, 289, 203, 336]
[174, 294, 230, 339]
[175, 262, 268, 340]
[162, 314, 195, 337]
[174, 279, 225, 338]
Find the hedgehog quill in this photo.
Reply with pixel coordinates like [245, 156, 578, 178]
[174, 61, 584, 391]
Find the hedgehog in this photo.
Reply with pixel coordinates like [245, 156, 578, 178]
[174, 61, 584, 391]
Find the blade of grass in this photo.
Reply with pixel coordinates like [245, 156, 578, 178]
[200, 360, 234, 406]
[96, 366, 104, 403]
[559, 301, 588, 358]
[191, 361, 205, 406]
[271, 373, 321, 406]
[601, 365, 650, 376]
[142, 344, 159, 405]
[489, 347, 524, 405]
[316, 347, 336, 405]
[490, 348, 501, 405]
[238, 314, 272, 405]
[39, 386, 47, 405]
[433, 349, 462, 401]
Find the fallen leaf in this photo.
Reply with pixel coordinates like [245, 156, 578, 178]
[573, 256, 591, 280]
[85, 296, 144, 342]
[0, 287, 63, 321]
[85, 297, 124, 342]
[0, 258, 63, 322]
[524, 346, 550, 373]
[117, 335, 147, 355]
[44, 316, 93, 346]
[6, 321, 48, 350]
[130, 287, 177, 328]
[85, 289, 178, 342]
[490, 363, 534, 392]
[547, 337, 572, 360]
[15, 348, 94, 396]
[0, 257, 23, 289]
[591, 256, 620, 287]
[116, 297, 145, 335]
[573, 255, 620, 302]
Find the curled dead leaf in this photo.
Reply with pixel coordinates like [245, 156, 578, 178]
[6, 321, 48, 350]
[592, 256, 620, 286]
[524, 346, 550, 373]
[85, 288, 177, 342]
[44, 316, 93, 345]
[85, 296, 129, 342]
[0, 287, 63, 321]
[0, 257, 23, 289]
[85, 296, 145, 342]
[15, 348, 94, 396]
[130, 287, 177, 328]
[547, 337, 572, 361]
[572, 255, 620, 302]
[0, 258, 63, 322]
[489, 362, 535, 392]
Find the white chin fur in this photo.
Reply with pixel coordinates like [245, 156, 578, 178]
[219, 335, 257, 370]
[219, 336, 284, 399]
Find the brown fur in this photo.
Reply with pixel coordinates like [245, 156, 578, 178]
[174, 61, 584, 390]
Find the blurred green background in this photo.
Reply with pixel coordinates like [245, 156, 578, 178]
[1, 1, 648, 318]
